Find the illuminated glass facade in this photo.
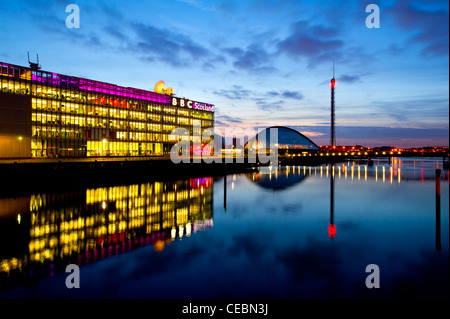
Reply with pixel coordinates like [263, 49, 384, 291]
[0, 61, 214, 158]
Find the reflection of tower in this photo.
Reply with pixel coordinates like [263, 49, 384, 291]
[328, 164, 336, 239]
[330, 62, 336, 147]
[436, 168, 441, 252]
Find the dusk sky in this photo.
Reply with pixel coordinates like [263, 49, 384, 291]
[0, 0, 448, 147]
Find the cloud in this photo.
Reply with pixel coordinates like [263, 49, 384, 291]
[213, 85, 253, 100]
[267, 90, 304, 100]
[178, 0, 201, 6]
[276, 20, 344, 67]
[281, 91, 304, 100]
[338, 74, 361, 84]
[102, 25, 127, 42]
[129, 22, 210, 67]
[214, 86, 304, 102]
[213, 1, 238, 16]
[337, 126, 449, 140]
[319, 73, 362, 86]
[216, 114, 243, 124]
[302, 131, 325, 137]
[28, 1, 217, 69]
[276, 238, 342, 287]
[388, 0, 449, 57]
[213, 86, 304, 113]
[255, 99, 285, 112]
[289, 125, 449, 147]
[28, 9, 107, 53]
[224, 44, 276, 73]
[370, 96, 449, 126]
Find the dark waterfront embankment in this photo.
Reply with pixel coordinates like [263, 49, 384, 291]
[0, 157, 253, 195]
[0, 155, 344, 195]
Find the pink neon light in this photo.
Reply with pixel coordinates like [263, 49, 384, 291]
[31, 73, 171, 104]
[3, 61, 214, 111]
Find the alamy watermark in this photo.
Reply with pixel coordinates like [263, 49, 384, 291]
[65, 263, 80, 288]
[365, 4, 380, 28]
[65, 4, 80, 29]
[169, 124, 279, 173]
[365, 264, 380, 288]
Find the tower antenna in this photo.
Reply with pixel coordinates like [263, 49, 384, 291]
[28, 51, 41, 70]
[330, 61, 336, 147]
[333, 59, 335, 78]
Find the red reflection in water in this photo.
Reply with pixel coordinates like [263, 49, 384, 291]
[190, 177, 212, 189]
[328, 224, 336, 238]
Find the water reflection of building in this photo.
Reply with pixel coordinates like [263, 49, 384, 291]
[0, 177, 213, 288]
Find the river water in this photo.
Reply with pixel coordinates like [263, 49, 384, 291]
[0, 157, 448, 299]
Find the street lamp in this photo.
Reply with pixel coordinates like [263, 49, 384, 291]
[18, 136, 23, 159]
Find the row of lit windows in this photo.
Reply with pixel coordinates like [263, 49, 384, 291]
[1, 74, 159, 112]
[32, 134, 210, 148]
[31, 124, 212, 141]
[32, 128, 84, 139]
[87, 189, 198, 206]
[30, 141, 163, 157]
[31, 113, 211, 129]
[27, 208, 200, 261]
[25, 86, 214, 120]
[30, 129, 170, 143]
[0, 74, 29, 94]
[29, 202, 207, 233]
[30, 136, 214, 158]
[28, 209, 168, 234]
[30, 181, 211, 215]
[31, 99, 211, 120]
[86, 141, 163, 157]
[32, 122, 214, 140]
[22, 218, 216, 265]
[32, 129, 182, 142]
[84, 182, 188, 204]
[2, 75, 213, 119]
[31, 114, 182, 130]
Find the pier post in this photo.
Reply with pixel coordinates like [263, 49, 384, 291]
[224, 163, 227, 211]
[435, 168, 441, 252]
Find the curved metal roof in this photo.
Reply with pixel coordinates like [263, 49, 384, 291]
[246, 126, 319, 150]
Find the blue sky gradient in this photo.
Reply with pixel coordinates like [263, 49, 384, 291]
[0, 0, 448, 147]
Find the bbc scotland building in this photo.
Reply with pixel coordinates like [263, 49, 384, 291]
[0, 60, 214, 159]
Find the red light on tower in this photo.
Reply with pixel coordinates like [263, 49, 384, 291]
[330, 78, 336, 87]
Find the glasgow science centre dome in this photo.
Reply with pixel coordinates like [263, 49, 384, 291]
[245, 126, 319, 152]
